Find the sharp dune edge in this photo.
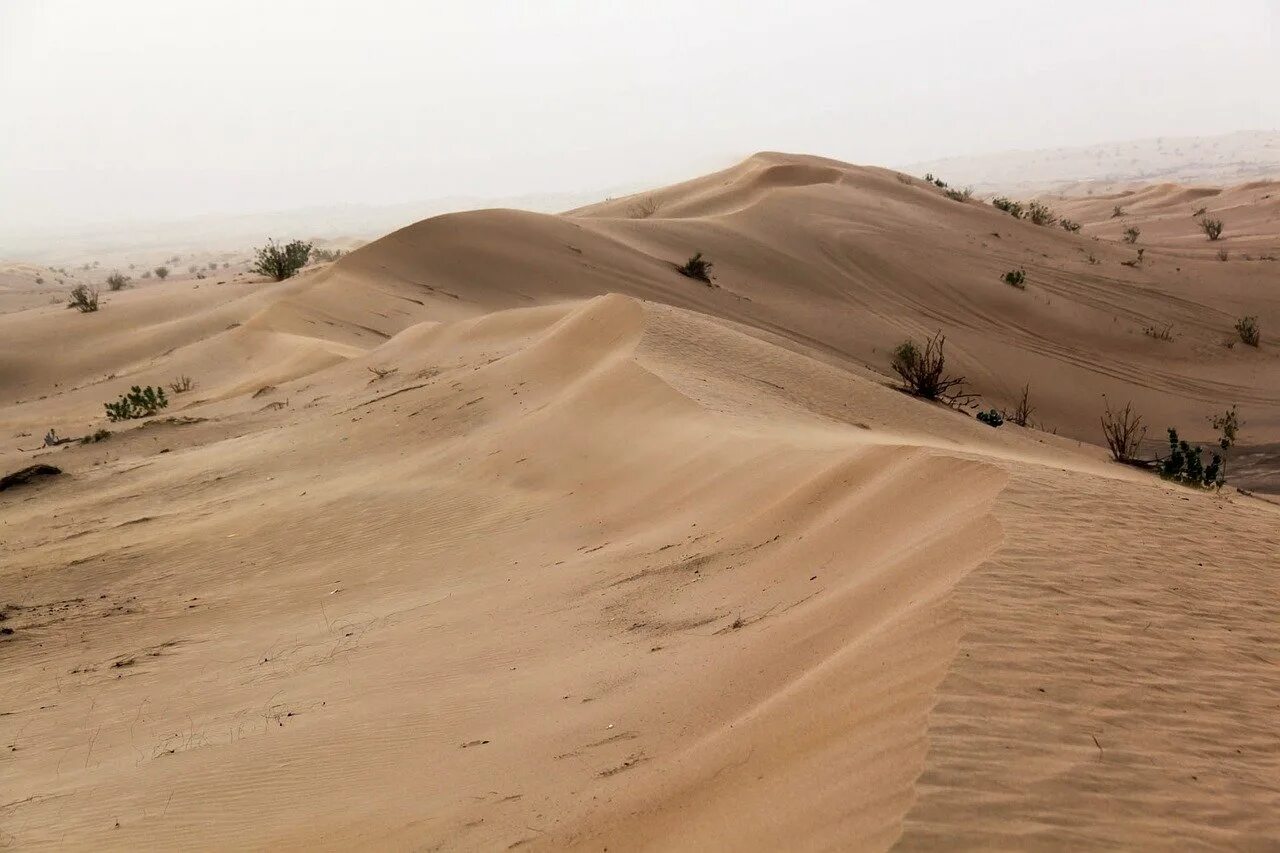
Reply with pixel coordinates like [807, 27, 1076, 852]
[1, 154, 1278, 850]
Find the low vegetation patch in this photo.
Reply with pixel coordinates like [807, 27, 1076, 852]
[106, 271, 130, 291]
[1059, 218, 1081, 233]
[80, 428, 112, 445]
[1001, 268, 1026, 289]
[992, 196, 1023, 218]
[253, 238, 313, 281]
[167, 375, 195, 394]
[1142, 323, 1173, 342]
[1235, 315, 1260, 347]
[676, 252, 713, 284]
[890, 331, 967, 401]
[1198, 216, 1224, 241]
[104, 386, 169, 421]
[1122, 226, 1141, 244]
[1026, 201, 1057, 226]
[1160, 428, 1222, 488]
[943, 186, 973, 202]
[67, 285, 99, 313]
[976, 408, 1004, 427]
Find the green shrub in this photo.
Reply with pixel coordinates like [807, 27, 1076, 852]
[943, 186, 973, 202]
[1026, 201, 1057, 226]
[676, 252, 713, 284]
[976, 409, 1004, 427]
[1002, 268, 1026, 289]
[104, 386, 169, 421]
[253, 239, 313, 281]
[154, 266, 170, 280]
[67, 285, 99, 313]
[890, 332, 966, 400]
[1160, 428, 1221, 488]
[992, 197, 1024, 218]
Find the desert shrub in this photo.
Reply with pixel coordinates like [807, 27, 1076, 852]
[253, 239, 313, 281]
[1192, 206, 1207, 217]
[976, 408, 1004, 427]
[1142, 323, 1173, 341]
[141, 270, 152, 279]
[1026, 202, 1057, 226]
[1209, 405, 1241, 482]
[35, 276, 44, 284]
[1112, 205, 1125, 218]
[312, 247, 345, 263]
[924, 173, 947, 188]
[167, 375, 194, 394]
[1235, 315, 1260, 347]
[154, 266, 170, 280]
[104, 385, 168, 421]
[67, 285, 99, 313]
[106, 271, 130, 291]
[627, 196, 660, 218]
[1199, 216, 1224, 241]
[1060, 218, 1081, 233]
[1160, 428, 1222, 487]
[992, 196, 1024, 218]
[676, 252, 713, 284]
[1100, 398, 1146, 462]
[1217, 249, 1229, 262]
[1002, 268, 1026, 289]
[1123, 226, 1141, 244]
[80, 428, 112, 445]
[943, 186, 973, 202]
[1004, 382, 1034, 427]
[890, 331, 966, 401]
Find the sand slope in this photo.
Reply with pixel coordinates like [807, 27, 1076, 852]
[2, 153, 1279, 850]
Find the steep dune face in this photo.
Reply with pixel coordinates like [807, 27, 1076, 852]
[3, 154, 1280, 850]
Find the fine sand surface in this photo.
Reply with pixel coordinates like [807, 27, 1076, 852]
[2, 154, 1278, 850]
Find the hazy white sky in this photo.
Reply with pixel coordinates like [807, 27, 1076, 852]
[2, 0, 1277, 233]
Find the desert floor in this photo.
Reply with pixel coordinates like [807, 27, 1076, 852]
[2, 154, 1278, 850]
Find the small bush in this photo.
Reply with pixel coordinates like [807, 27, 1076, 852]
[1210, 405, 1241, 482]
[1026, 202, 1057, 226]
[168, 375, 194, 394]
[253, 239, 313, 281]
[924, 173, 947, 188]
[104, 386, 169, 421]
[106, 271, 130, 291]
[1217, 249, 1229, 262]
[676, 252, 713, 284]
[976, 409, 1004, 428]
[626, 196, 660, 219]
[80, 428, 112, 445]
[1235, 315, 1260, 347]
[1111, 205, 1125, 218]
[67, 285, 100, 313]
[1192, 206, 1207, 217]
[1160, 428, 1221, 488]
[1100, 398, 1146, 462]
[1142, 323, 1173, 341]
[1199, 216, 1224, 241]
[1060, 218, 1081, 233]
[890, 331, 966, 401]
[141, 270, 152, 279]
[943, 186, 973, 202]
[312, 247, 345, 263]
[154, 266, 170, 280]
[992, 196, 1024, 218]
[1002, 268, 1026, 289]
[1123, 226, 1141, 244]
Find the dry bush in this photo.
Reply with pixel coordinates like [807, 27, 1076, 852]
[154, 266, 170, 280]
[992, 196, 1024, 218]
[168, 375, 194, 394]
[1235, 315, 1260, 347]
[890, 332, 967, 401]
[626, 195, 660, 219]
[1059, 218, 1082, 233]
[1123, 226, 1141, 244]
[106, 271, 130, 291]
[676, 252, 713, 284]
[1004, 382, 1035, 427]
[1217, 249, 1229, 262]
[1142, 323, 1173, 342]
[1026, 201, 1057, 226]
[1111, 205, 1125, 218]
[943, 186, 973, 202]
[1100, 398, 1146, 462]
[67, 285, 99, 313]
[1199, 216, 1224, 241]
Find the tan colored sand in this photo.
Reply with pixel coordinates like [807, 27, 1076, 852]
[2, 154, 1278, 850]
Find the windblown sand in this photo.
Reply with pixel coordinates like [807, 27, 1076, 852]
[2, 154, 1278, 849]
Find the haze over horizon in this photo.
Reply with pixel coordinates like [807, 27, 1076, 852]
[2, 0, 1278, 236]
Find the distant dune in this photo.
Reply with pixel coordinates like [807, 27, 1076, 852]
[2, 153, 1278, 850]
[904, 129, 1280, 194]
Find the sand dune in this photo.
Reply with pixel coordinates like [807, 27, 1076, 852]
[2, 153, 1278, 850]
